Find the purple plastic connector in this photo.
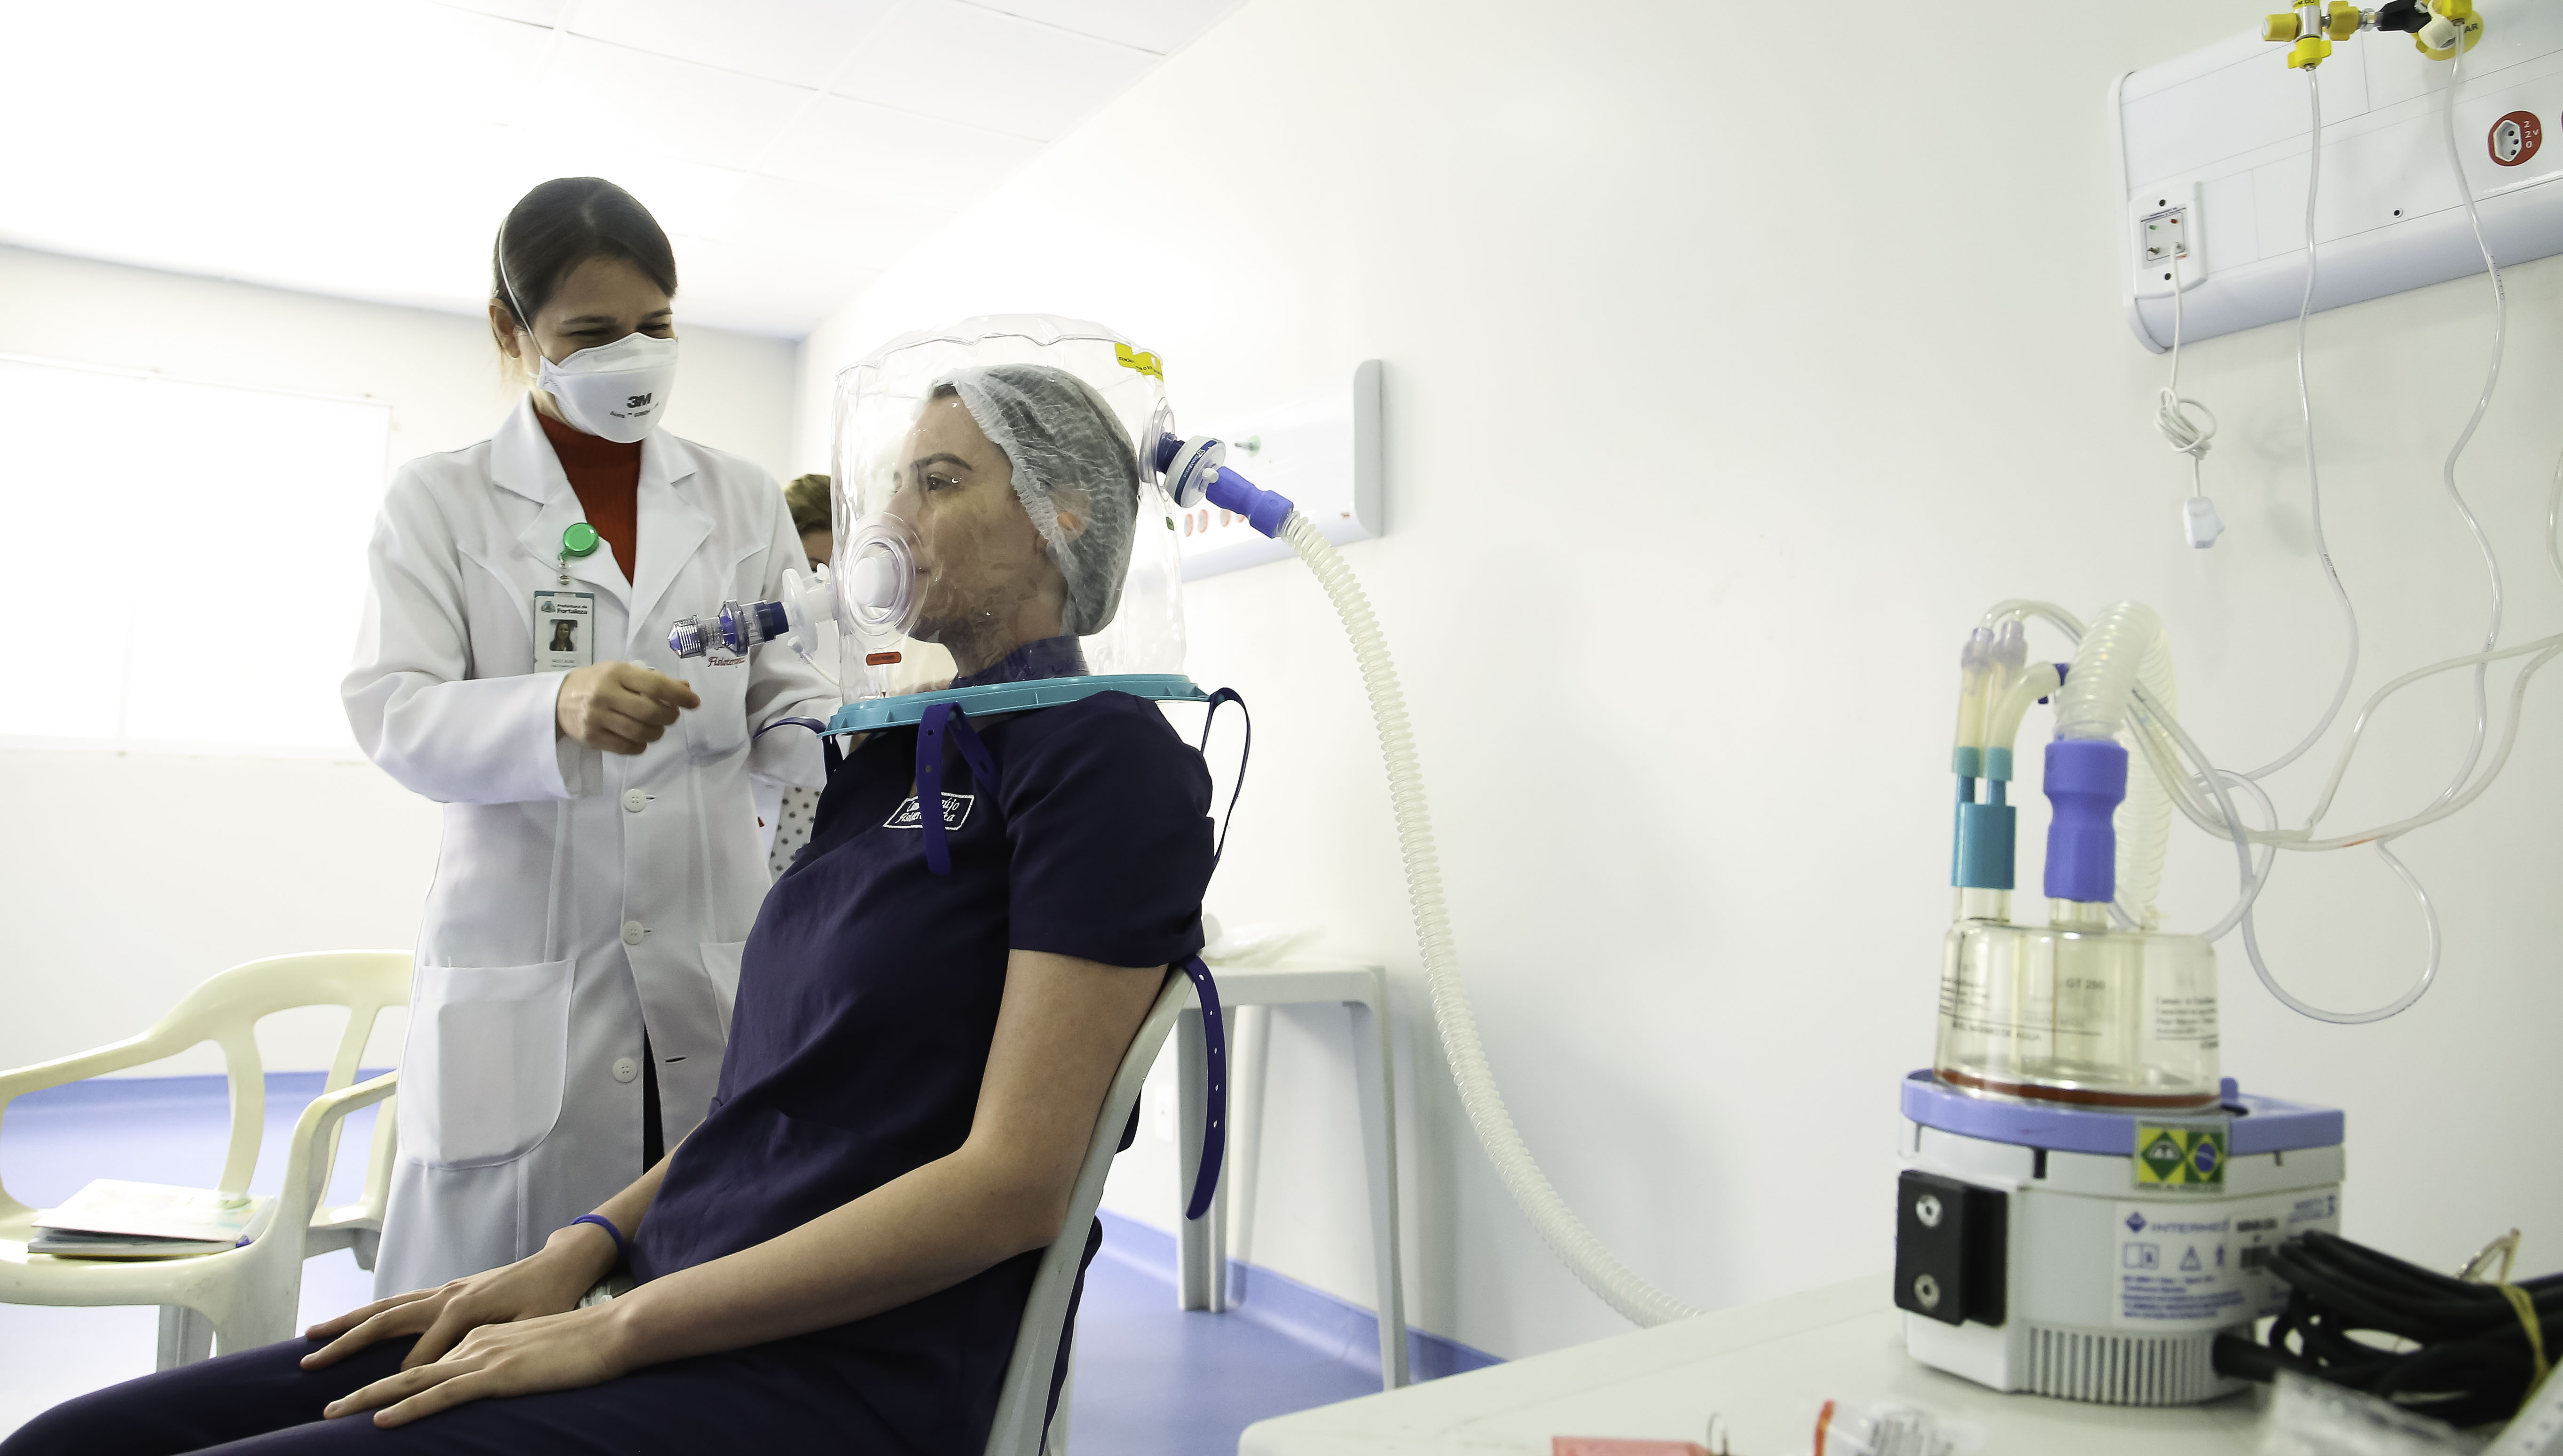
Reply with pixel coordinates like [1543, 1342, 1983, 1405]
[2043, 737, 2126, 903]
[1203, 463, 1294, 539]
[1150, 432, 1182, 475]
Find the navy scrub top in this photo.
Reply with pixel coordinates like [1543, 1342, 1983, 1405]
[631, 688, 1214, 1453]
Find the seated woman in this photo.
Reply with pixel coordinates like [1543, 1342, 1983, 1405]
[4, 364, 1214, 1456]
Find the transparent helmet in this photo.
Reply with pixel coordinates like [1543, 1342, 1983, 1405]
[830, 315, 1185, 701]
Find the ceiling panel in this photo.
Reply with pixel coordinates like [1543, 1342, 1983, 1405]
[830, 0, 1158, 143]
[670, 235, 882, 336]
[535, 37, 811, 172]
[0, 0, 1240, 336]
[568, 0, 898, 90]
[715, 177, 953, 273]
[429, 0, 568, 27]
[969, 0, 1246, 56]
[762, 96, 1045, 213]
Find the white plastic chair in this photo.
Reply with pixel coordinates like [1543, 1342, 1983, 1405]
[981, 968, 1190, 1456]
[0, 950, 409, 1369]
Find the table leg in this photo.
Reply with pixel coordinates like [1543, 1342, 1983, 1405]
[1349, 988, 1409, 1388]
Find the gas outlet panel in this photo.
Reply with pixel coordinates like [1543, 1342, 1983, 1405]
[1175, 360, 1383, 581]
[2115, 0, 2563, 350]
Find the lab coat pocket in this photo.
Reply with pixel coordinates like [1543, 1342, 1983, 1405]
[682, 669, 750, 762]
[700, 940, 746, 1040]
[399, 959, 574, 1170]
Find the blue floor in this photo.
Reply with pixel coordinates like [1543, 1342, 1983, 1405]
[0, 1075, 1423, 1453]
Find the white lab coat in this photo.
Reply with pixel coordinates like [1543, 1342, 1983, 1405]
[344, 399, 834, 1295]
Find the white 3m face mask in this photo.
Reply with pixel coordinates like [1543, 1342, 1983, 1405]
[537, 332, 677, 443]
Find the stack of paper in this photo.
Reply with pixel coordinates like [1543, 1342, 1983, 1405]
[30, 1180, 276, 1259]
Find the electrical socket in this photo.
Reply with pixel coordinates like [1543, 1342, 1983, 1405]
[2131, 180, 2205, 299]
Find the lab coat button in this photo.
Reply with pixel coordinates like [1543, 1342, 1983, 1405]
[623, 789, 647, 813]
[612, 1057, 638, 1084]
[621, 920, 645, 946]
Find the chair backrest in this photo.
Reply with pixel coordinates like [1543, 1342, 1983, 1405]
[147, 952, 412, 1195]
[981, 969, 1189, 1456]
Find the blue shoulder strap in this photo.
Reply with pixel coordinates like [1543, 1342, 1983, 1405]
[916, 701, 1001, 877]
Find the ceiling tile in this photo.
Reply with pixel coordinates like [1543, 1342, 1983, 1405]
[966, 0, 1245, 56]
[761, 96, 1042, 213]
[0, 0, 1176, 336]
[430, 0, 568, 25]
[668, 235, 882, 335]
[830, 0, 1156, 142]
[568, 0, 899, 89]
[535, 35, 812, 171]
[722, 177, 952, 272]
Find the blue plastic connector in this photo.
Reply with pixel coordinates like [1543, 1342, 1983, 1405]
[2043, 738, 2128, 903]
[1953, 800, 2017, 890]
[1203, 464, 1294, 539]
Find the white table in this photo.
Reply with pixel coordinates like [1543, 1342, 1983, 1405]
[1178, 960, 1407, 1390]
[1240, 1276, 2268, 1454]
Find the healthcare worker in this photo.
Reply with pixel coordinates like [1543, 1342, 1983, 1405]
[339, 177, 835, 1297]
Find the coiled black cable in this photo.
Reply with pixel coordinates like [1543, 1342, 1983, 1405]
[2214, 1230, 2561, 1428]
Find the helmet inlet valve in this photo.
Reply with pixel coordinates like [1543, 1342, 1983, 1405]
[667, 600, 787, 659]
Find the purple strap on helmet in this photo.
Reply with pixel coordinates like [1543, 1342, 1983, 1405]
[2043, 737, 2127, 903]
[916, 702, 1001, 877]
[1179, 955, 1226, 1221]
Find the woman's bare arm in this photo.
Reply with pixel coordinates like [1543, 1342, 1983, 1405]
[303, 1139, 682, 1369]
[327, 948, 1164, 1424]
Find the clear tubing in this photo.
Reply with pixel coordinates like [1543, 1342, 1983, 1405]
[1953, 628, 1995, 753]
[2248, 69, 2363, 783]
[2428, 43, 2508, 819]
[2146, 694, 2442, 1023]
[2283, 638, 2563, 850]
[2132, 633, 2563, 850]
[2155, 257, 2217, 498]
[1279, 508, 1698, 1327]
[2053, 601, 2163, 741]
[2549, 443, 2563, 586]
[1984, 664, 2062, 756]
[2116, 632, 2178, 929]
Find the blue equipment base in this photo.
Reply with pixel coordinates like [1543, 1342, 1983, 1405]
[826, 673, 1210, 736]
[1901, 1070, 2343, 1158]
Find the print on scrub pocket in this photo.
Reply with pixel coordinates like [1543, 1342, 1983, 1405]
[884, 793, 973, 831]
[398, 960, 574, 1169]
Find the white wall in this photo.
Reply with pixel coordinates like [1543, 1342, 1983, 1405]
[0, 245, 799, 1075]
[794, 0, 2563, 1360]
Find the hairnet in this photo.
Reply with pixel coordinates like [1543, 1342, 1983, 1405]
[936, 362, 1140, 637]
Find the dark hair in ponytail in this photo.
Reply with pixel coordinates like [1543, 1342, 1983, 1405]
[489, 177, 677, 336]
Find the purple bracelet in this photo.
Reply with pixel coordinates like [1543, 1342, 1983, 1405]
[568, 1214, 629, 1265]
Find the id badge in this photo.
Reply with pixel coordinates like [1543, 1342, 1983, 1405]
[534, 591, 597, 672]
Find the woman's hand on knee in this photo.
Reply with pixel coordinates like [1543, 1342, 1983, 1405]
[300, 1237, 605, 1370]
[323, 1306, 631, 1427]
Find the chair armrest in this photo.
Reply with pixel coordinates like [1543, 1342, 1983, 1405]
[0, 1035, 179, 1110]
[257, 1072, 399, 1251]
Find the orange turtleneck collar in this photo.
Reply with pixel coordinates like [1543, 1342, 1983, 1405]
[537, 407, 641, 580]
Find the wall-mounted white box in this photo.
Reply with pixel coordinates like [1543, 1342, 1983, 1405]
[2114, 1, 2563, 351]
[1176, 360, 1383, 581]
